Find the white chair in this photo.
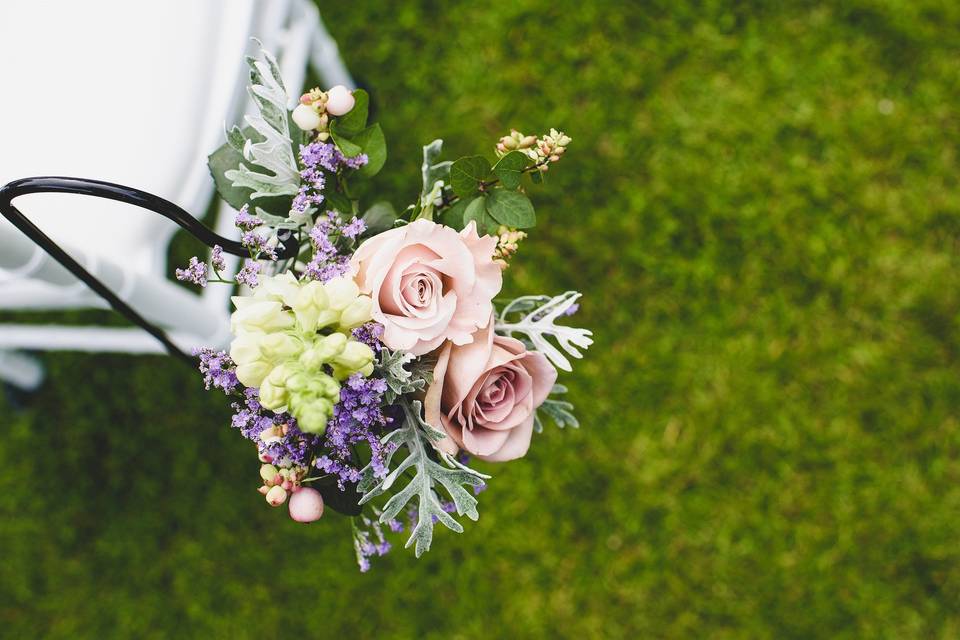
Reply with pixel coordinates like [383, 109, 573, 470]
[0, 0, 355, 389]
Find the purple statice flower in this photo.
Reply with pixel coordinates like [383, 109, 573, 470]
[564, 302, 580, 316]
[342, 153, 369, 170]
[342, 217, 366, 239]
[234, 204, 261, 231]
[300, 141, 340, 173]
[210, 245, 227, 273]
[241, 229, 278, 261]
[295, 141, 369, 222]
[230, 387, 321, 467]
[175, 256, 207, 287]
[353, 514, 392, 572]
[315, 373, 392, 489]
[300, 141, 367, 174]
[192, 348, 239, 394]
[351, 322, 384, 353]
[236, 260, 261, 287]
[293, 167, 325, 214]
[302, 211, 358, 282]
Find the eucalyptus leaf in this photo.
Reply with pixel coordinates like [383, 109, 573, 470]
[361, 202, 398, 236]
[450, 156, 492, 197]
[463, 195, 497, 234]
[492, 151, 528, 189]
[486, 189, 536, 229]
[324, 189, 353, 215]
[437, 197, 470, 229]
[208, 142, 252, 211]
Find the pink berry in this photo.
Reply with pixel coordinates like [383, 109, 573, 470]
[288, 487, 324, 523]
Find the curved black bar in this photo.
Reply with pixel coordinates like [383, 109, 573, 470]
[0, 177, 298, 260]
[0, 176, 295, 365]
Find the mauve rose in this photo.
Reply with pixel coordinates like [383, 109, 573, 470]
[350, 219, 502, 355]
[425, 321, 557, 462]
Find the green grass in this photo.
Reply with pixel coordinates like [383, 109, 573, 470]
[3, 1, 960, 637]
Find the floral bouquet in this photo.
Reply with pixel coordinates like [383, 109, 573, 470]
[183, 47, 592, 570]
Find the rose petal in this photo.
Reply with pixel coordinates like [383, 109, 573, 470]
[476, 415, 535, 462]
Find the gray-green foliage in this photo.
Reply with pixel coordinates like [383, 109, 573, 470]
[223, 46, 300, 201]
[357, 400, 488, 557]
[375, 347, 428, 404]
[534, 384, 579, 433]
[495, 292, 593, 371]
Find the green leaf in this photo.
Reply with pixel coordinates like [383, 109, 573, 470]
[361, 202, 397, 236]
[324, 189, 353, 215]
[332, 89, 369, 136]
[317, 480, 363, 516]
[463, 195, 497, 234]
[492, 151, 528, 189]
[330, 128, 363, 157]
[354, 123, 387, 177]
[530, 170, 544, 185]
[486, 189, 536, 228]
[450, 156, 492, 197]
[437, 197, 470, 229]
[208, 142, 252, 211]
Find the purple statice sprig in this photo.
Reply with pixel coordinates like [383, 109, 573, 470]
[192, 348, 239, 394]
[303, 211, 366, 282]
[352, 322, 385, 354]
[231, 387, 320, 468]
[314, 373, 392, 489]
[294, 142, 368, 217]
[175, 246, 234, 287]
[236, 260, 261, 287]
[352, 510, 400, 572]
[175, 256, 208, 287]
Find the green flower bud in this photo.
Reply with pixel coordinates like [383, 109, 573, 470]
[339, 295, 373, 329]
[313, 332, 348, 361]
[231, 298, 293, 334]
[331, 341, 375, 379]
[235, 361, 272, 388]
[259, 332, 302, 361]
[324, 277, 361, 311]
[293, 398, 334, 434]
[259, 380, 287, 411]
[291, 281, 329, 332]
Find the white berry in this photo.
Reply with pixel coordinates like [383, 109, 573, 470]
[325, 85, 356, 116]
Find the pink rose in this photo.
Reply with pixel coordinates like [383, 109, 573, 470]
[350, 219, 502, 355]
[425, 321, 557, 462]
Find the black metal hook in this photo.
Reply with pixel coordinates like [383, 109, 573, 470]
[0, 177, 295, 365]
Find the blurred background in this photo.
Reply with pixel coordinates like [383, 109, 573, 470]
[2, 1, 960, 637]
